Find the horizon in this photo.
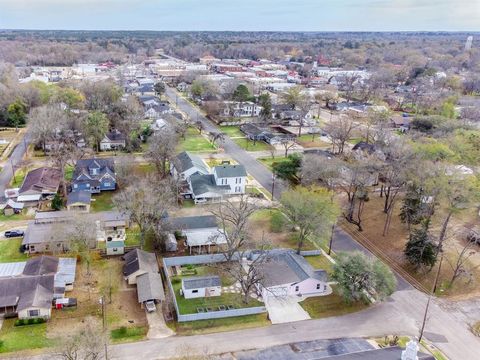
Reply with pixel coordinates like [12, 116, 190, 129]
[0, 0, 479, 32]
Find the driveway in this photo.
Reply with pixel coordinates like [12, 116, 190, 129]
[145, 309, 175, 339]
[265, 295, 311, 324]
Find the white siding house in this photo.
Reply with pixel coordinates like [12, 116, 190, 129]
[213, 165, 247, 195]
[181, 276, 222, 299]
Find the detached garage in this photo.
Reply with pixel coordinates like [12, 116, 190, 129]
[181, 276, 221, 299]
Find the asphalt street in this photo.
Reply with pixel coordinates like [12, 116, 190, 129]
[0, 131, 31, 194]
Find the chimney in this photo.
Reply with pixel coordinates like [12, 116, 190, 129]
[401, 340, 419, 360]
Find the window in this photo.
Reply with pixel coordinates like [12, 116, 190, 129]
[316, 284, 320, 290]
[192, 290, 199, 293]
[113, 248, 118, 252]
[28, 309, 40, 317]
[295, 285, 299, 292]
[73, 184, 78, 188]
[30, 245, 35, 252]
[104, 182, 111, 187]
[57, 243, 61, 247]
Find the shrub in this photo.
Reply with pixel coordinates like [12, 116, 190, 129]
[14, 319, 24, 326]
[270, 211, 285, 233]
[171, 278, 181, 285]
[118, 326, 127, 336]
[0, 340, 4, 348]
[27, 318, 36, 325]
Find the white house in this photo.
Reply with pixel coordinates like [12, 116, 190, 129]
[171, 151, 210, 181]
[221, 101, 262, 117]
[255, 250, 330, 299]
[212, 164, 247, 195]
[181, 276, 222, 299]
[100, 130, 126, 151]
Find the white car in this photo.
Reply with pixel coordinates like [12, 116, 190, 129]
[145, 300, 156, 313]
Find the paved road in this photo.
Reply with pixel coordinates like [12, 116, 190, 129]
[160, 88, 480, 359]
[0, 131, 30, 194]
[166, 87, 289, 199]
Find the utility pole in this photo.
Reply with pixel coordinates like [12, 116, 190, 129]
[419, 252, 443, 342]
[328, 223, 335, 255]
[100, 296, 108, 360]
[271, 173, 276, 200]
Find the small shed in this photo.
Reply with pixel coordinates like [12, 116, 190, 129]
[66, 191, 91, 212]
[181, 276, 222, 299]
[106, 240, 125, 256]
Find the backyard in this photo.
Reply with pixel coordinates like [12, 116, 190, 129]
[90, 191, 116, 212]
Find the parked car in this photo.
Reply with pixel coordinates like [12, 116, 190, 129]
[4, 230, 24, 238]
[145, 300, 156, 313]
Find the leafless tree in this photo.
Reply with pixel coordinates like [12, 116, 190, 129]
[279, 138, 296, 158]
[145, 129, 178, 178]
[324, 115, 358, 155]
[29, 104, 67, 155]
[57, 318, 106, 360]
[208, 131, 225, 147]
[447, 240, 478, 287]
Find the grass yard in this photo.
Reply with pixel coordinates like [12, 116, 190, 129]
[177, 127, 216, 153]
[110, 326, 147, 344]
[90, 192, 116, 212]
[64, 165, 74, 181]
[0, 209, 32, 223]
[125, 226, 141, 247]
[0, 238, 28, 263]
[296, 134, 330, 148]
[0, 319, 53, 354]
[180, 199, 195, 208]
[219, 126, 244, 138]
[300, 286, 369, 319]
[234, 138, 273, 151]
[10, 167, 28, 187]
[258, 156, 290, 170]
[305, 255, 334, 274]
[171, 313, 269, 336]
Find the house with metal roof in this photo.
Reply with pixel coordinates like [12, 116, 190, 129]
[170, 215, 227, 254]
[0, 256, 76, 319]
[181, 276, 221, 299]
[255, 249, 330, 299]
[19, 167, 62, 197]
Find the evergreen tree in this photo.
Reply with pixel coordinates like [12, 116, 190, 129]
[404, 221, 438, 270]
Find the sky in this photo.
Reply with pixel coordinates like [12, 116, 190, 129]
[0, 0, 479, 31]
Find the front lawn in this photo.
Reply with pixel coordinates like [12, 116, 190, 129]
[219, 126, 244, 138]
[0, 238, 28, 263]
[171, 313, 269, 336]
[296, 134, 330, 148]
[258, 156, 291, 170]
[234, 138, 273, 151]
[0, 319, 53, 354]
[305, 255, 334, 274]
[178, 135, 216, 153]
[90, 192, 116, 212]
[300, 286, 369, 319]
[9, 168, 28, 187]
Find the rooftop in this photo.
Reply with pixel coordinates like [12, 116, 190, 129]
[182, 276, 221, 290]
[213, 164, 247, 178]
[170, 215, 218, 230]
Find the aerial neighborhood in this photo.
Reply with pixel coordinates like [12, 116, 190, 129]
[0, 28, 478, 360]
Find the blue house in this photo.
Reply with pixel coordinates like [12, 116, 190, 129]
[72, 158, 116, 193]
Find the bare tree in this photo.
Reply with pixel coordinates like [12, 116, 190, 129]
[279, 138, 296, 158]
[57, 318, 106, 360]
[145, 129, 178, 178]
[324, 115, 358, 155]
[447, 240, 478, 287]
[28, 104, 66, 155]
[208, 131, 225, 147]
[67, 215, 97, 275]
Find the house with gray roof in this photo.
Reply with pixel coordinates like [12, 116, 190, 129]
[171, 151, 210, 181]
[72, 158, 116, 194]
[188, 174, 231, 204]
[181, 276, 221, 299]
[212, 164, 247, 195]
[255, 250, 330, 298]
[66, 190, 91, 212]
[0, 255, 76, 320]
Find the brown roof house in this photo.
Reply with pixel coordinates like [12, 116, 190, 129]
[18, 167, 62, 204]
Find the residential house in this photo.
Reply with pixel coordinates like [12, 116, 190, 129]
[221, 101, 262, 117]
[255, 250, 330, 299]
[140, 96, 173, 119]
[240, 123, 294, 145]
[66, 191, 91, 212]
[123, 249, 165, 309]
[100, 130, 126, 151]
[0, 199, 24, 216]
[152, 118, 169, 134]
[181, 276, 221, 299]
[97, 211, 129, 255]
[188, 174, 230, 204]
[177, 82, 188, 92]
[170, 215, 227, 254]
[72, 158, 116, 193]
[18, 167, 62, 201]
[390, 115, 411, 132]
[106, 241, 125, 256]
[0, 256, 76, 319]
[212, 164, 247, 195]
[171, 151, 210, 181]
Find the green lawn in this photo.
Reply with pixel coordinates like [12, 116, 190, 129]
[90, 192, 116, 212]
[258, 156, 290, 170]
[64, 165, 74, 181]
[300, 286, 369, 319]
[305, 255, 334, 274]
[171, 266, 262, 314]
[234, 138, 273, 151]
[172, 313, 269, 336]
[296, 134, 329, 148]
[10, 168, 28, 187]
[180, 199, 195, 208]
[219, 126, 244, 138]
[0, 209, 32, 222]
[178, 132, 216, 152]
[125, 226, 141, 247]
[110, 326, 147, 344]
[0, 238, 28, 263]
[0, 319, 53, 354]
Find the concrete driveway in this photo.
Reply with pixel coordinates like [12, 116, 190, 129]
[145, 309, 175, 339]
[265, 295, 311, 324]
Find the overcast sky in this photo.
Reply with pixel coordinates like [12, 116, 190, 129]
[0, 0, 479, 31]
